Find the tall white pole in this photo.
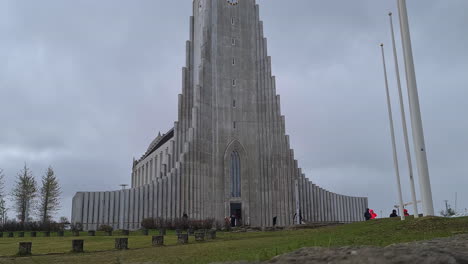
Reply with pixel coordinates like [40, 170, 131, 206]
[388, 12, 419, 218]
[397, 0, 434, 216]
[380, 44, 405, 221]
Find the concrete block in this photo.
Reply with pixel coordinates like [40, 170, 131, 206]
[115, 238, 128, 250]
[72, 240, 84, 253]
[18, 242, 32, 256]
[195, 232, 205, 242]
[177, 234, 188, 244]
[152, 235, 164, 246]
[207, 230, 216, 239]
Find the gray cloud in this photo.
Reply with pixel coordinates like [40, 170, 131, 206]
[0, 0, 467, 220]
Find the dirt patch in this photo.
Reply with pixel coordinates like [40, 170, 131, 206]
[220, 234, 468, 264]
[267, 234, 468, 264]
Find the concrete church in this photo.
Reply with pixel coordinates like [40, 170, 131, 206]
[72, 0, 368, 230]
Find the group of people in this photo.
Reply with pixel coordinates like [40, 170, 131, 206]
[390, 208, 410, 218]
[364, 208, 378, 220]
[364, 208, 410, 220]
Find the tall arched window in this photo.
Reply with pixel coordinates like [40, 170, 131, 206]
[231, 151, 241, 197]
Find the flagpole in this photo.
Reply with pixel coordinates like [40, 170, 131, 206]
[388, 12, 419, 218]
[397, 0, 434, 216]
[380, 44, 405, 221]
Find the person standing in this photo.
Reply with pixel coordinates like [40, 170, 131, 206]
[390, 209, 398, 218]
[370, 209, 378, 219]
[230, 214, 236, 227]
[364, 208, 372, 221]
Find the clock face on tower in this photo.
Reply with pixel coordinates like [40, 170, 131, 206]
[227, 0, 239, 5]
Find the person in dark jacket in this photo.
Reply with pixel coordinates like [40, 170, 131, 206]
[230, 214, 236, 227]
[390, 209, 398, 218]
[364, 208, 371, 221]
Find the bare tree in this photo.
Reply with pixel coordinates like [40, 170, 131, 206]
[0, 168, 7, 224]
[38, 166, 61, 223]
[11, 164, 37, 223]
[0, 168, 4, 194]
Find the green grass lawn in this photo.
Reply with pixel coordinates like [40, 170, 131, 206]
[0, 216, 467, 264]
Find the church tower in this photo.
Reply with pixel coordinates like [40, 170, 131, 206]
[185, 0, 296, 226]
[71, 0, 368, 230]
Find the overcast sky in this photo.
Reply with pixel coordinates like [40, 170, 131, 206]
[1, 0, 467, 221]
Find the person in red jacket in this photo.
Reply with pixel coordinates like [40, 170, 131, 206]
[369, 209, 378, 219]
[404, 209, 410, 216]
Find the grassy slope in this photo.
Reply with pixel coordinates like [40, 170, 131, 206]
[0, 216, 467, 264]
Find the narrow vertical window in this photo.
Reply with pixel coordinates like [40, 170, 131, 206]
[232, 58, 236, 65]
[233, 121, 236, 129]
[231, 17, 235, 25]
[232, 79, 236, 86]
[231, 38, 236, 46]
[233, 100, 236, 107]
[231, 151, 241, 197]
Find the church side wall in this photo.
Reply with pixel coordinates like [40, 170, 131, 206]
[133, 139, 173, 188]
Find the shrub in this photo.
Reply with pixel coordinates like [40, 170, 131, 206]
[173, 218, 189, 230]
[98, 225, 114, 233]
[70, 222, 83, 232]
[202, 218, 215, 230]
[141, 218, 155, 230]
[140, 217, 216, 230]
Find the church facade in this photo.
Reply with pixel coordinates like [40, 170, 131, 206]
[71, 0, 368, 230]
